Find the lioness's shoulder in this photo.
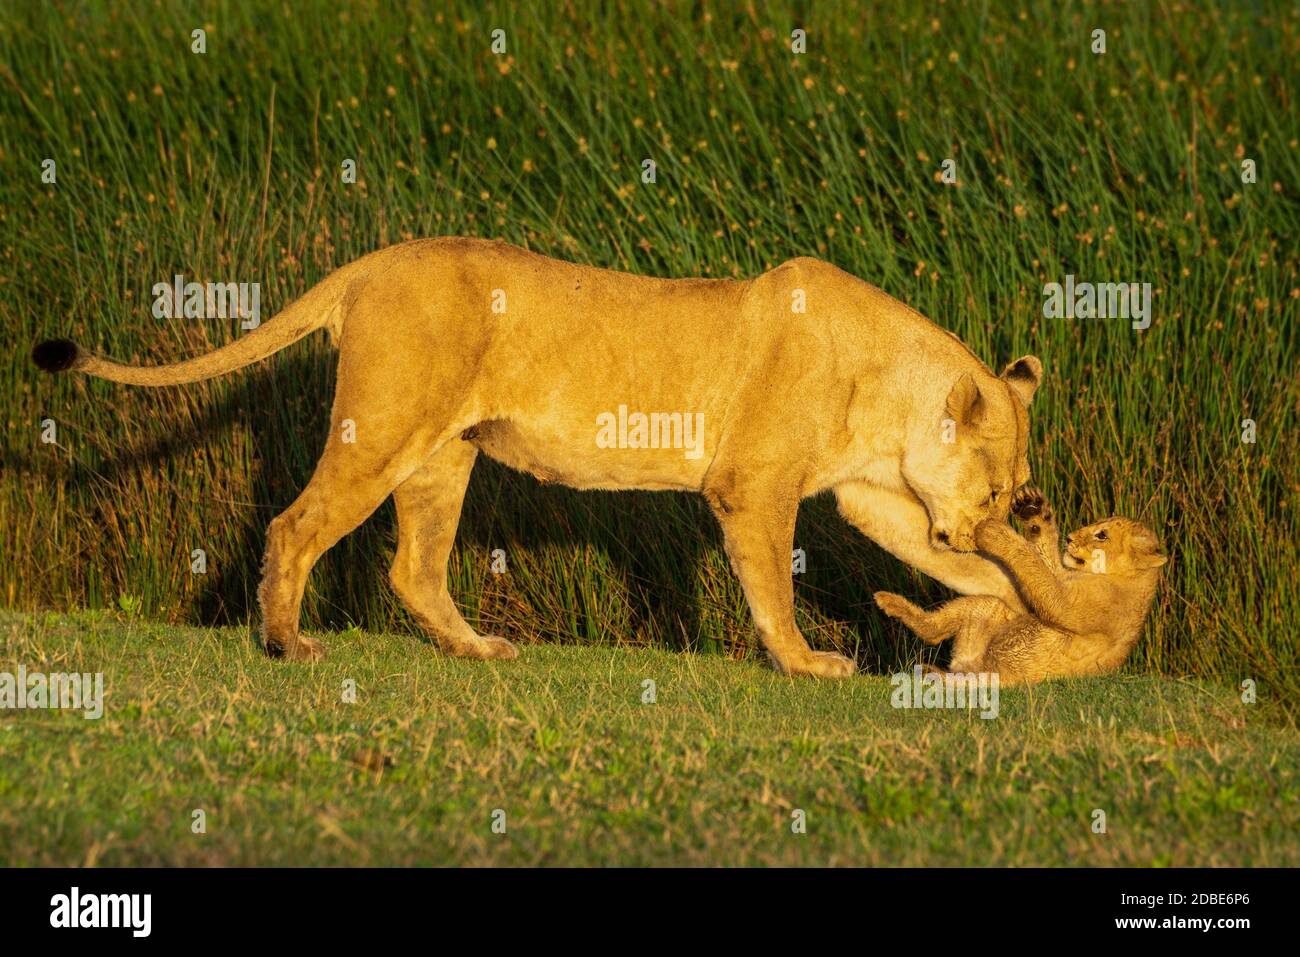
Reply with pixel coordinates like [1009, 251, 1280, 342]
[761, 256, 836, 281]
[759, 256, 895, 299]
[417, 235, 530, 260]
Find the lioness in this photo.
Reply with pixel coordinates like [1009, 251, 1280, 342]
[34, 238, 1041, 676]
[875, 486, 1166, 685]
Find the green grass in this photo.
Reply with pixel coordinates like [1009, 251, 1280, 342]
[1, 611, 1296, 866]
[1, 2, 1297, 707]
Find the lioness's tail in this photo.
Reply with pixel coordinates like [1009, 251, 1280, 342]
[32, 268, 351, 386]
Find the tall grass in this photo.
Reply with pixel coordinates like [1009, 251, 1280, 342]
[2, 1, 1296, 699]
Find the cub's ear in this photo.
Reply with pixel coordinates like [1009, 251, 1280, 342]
[1132, 549, 1168, 570]
[1131, 530, 1168, 569]
[1001, 355, 1043, 407]
[945, 373, 985, 427]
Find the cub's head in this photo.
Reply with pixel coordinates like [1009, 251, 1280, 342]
[902, 356, 1041, 552]
[1063, 517, 1167, 576]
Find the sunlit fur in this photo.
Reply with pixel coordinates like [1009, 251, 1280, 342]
[33, 237, 1041, 677]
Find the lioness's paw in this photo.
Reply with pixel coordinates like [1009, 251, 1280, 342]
[264, 634, 326, 662]
[450, 634, 519, 661]
[798, 651, 857, 679]
[874, 591, 918, 620]
[479, 635, 520, 660]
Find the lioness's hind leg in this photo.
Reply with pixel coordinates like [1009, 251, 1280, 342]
[390, 440, 517, 661]
[258, 283, 479, 661]
[259, 431, 436, 660]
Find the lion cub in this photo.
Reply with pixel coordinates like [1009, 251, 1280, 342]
[874, 487, 1166, 686]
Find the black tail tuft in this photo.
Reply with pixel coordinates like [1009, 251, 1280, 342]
[32, 338, 80, 373]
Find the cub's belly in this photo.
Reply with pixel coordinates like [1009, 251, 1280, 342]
[462, 417, 710, 491]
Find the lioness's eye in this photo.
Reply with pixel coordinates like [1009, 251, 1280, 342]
[1096, 530, 1108, 541]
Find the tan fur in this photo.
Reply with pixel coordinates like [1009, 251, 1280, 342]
[38, 238, 1043, 676]
[875, 487, 1166, 686]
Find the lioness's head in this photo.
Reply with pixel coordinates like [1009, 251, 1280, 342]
[903, 356, 1041, 552]
[1063, 517, 1167, 576]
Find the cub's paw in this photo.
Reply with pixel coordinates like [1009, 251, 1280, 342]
[1012, 485, 1052, 523]
[264, 634, 326, 662]
[874, 591, 919, 621]
[1011, 486, 1054, 539]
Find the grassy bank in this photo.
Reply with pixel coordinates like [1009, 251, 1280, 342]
[1, 2, 1296, 700]
[1, 611, 1296, 866]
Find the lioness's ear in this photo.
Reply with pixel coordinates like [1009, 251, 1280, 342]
[1001, 355, 1043, 407]
[945, 373, 984, 427]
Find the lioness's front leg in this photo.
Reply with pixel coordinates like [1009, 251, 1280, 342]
[835, 481, 1028, 613]
[708, 488, 855, 678]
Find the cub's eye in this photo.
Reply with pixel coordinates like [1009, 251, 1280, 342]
[1095, 530, 1109, 541]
